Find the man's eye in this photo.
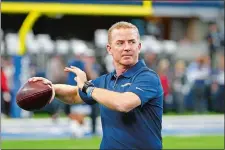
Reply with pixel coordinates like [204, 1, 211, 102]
[117, 42, 123, 45]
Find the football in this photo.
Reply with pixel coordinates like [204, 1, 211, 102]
[16, 80, 53, 111]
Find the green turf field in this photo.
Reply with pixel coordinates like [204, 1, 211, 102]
[1, 136, 224, 149]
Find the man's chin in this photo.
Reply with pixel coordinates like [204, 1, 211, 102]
[121, 59, 135, 66]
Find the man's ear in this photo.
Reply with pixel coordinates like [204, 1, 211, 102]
[106, 44, 112, 55]
[138, 42, 141, 53]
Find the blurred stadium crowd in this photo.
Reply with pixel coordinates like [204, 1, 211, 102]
[1, 0, 224, 137]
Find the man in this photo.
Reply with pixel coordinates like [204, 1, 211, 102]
[66, 46, 99, 137]
[206, 22, 222, 70]
[1, 66, 11, 117]
[29, 21, 164, 149]
[144, 49, 158, 72]
[44, 54, 66, 123]
[186, 56, 210, 113]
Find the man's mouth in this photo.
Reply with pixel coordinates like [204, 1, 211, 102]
[122, 55, 132, 57]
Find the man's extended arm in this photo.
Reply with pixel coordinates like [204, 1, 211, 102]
[53, 84, 83, 104]
[28, 77, 83, 105]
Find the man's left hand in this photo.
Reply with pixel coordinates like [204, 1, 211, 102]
[64, 66, 87, 89]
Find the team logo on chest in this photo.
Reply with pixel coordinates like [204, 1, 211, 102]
[121, 83, 132, 87]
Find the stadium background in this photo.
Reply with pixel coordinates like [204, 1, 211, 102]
[1, 0, 224, 149]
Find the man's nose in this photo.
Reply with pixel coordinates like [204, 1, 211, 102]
[124, 43, 131, 51]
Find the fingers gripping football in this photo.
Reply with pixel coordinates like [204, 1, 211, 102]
[28, 77, 55, 103]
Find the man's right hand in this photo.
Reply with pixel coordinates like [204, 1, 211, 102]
[28, 77, 55, 104]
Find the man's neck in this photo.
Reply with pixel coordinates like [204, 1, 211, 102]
[114, 61, 137, 77]
[115, 67, 128, 77]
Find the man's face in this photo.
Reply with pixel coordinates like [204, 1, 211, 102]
[107, 28, 141, 66]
